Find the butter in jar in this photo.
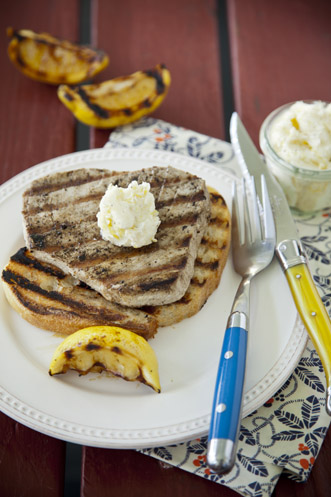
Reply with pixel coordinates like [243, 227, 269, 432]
[259, 101, 331, 213]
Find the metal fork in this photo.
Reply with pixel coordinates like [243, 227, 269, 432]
[206, 175, 276, 474]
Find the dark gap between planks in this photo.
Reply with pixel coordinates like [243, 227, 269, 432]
[217, 0, 235, 142]
[75, 0, 92, 152]
[63, 0, 90, 496]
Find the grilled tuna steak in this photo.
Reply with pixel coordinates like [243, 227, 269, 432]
[2, 247, 157, 339]
[22, 166, 211, 307]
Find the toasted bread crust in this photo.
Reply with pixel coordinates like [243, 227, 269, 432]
[2, 248, 157, 339]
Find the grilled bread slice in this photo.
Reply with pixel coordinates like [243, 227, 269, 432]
[2, 187, 230, 335]
[22, 166, 211, 308]
[2, 247, 157, 339]
[144, 187, 231, 325]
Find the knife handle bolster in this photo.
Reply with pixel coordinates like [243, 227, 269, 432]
[285, 263, 331, 411]
[276, 239, 306, 270]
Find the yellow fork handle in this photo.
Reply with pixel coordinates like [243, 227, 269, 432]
[285, 263, 331, 415]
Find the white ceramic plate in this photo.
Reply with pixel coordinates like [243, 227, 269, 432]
[0, 148, 307, 448]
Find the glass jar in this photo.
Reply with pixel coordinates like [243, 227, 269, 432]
[259, 101, 331, 213]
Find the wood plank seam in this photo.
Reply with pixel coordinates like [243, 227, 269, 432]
[217, 0, 235, 142]
[63, 0, 90, 493]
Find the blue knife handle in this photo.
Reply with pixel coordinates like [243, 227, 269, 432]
[207, 314, 248, 474]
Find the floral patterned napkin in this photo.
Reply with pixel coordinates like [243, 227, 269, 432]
[105, 118, 331, 497]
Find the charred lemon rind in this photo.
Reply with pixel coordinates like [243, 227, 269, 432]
[49, 325, 161, 393]
[57, 63, 171, 128]
[7, 27, 109, 85]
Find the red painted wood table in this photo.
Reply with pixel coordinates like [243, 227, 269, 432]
[1, 1, 330, 496]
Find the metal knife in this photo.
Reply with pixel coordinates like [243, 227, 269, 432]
[230, 112, 331, 415]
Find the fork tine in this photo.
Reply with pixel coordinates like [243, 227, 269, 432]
[261, 174, 276, 241]
[232, 180, 243, 246]
[249, 176, 262, 242]
[233, 176, 275, 248]
[242, 178, 252, 245]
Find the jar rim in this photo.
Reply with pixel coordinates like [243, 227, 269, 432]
[260, 100, 331, 180]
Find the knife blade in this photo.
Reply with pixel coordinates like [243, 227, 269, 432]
[230, 112, 331, 415]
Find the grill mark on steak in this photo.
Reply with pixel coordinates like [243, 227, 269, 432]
[105, 173, 183, 190]
[157, 214, 199, 229]
[156, 190, 207, 209]
[138, 275, 178, 292]
[141, 274, 207, 315]
[147, 274, 208, 311]
[23, 201, 99, 234]
[75, 246, 190, 283]
[25, 170, 115, 196]
[73, 240, 191, 269]
[96, 255, 188, 285]
[24, 192, 102, 216]
[26, 214, 97, 235]
[73, 246, 157, 267]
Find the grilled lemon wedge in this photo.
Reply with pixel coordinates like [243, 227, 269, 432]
[49, 325, 161, 392]
[7, 27, 109, 85]
[57, 63, 171, 128]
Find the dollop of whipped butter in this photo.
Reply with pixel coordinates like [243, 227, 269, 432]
[97, 180, 160, 248]
[269, 101, 331, 170]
